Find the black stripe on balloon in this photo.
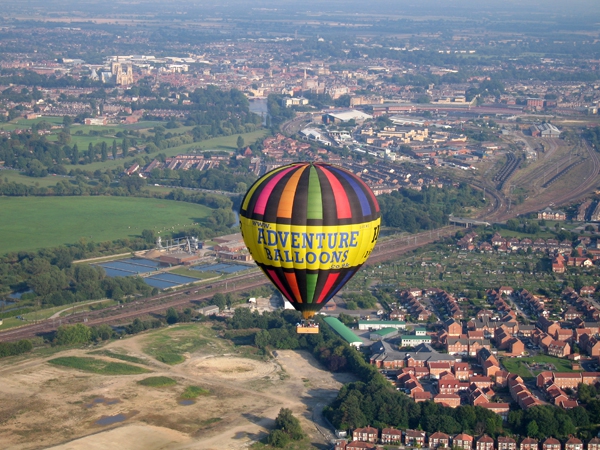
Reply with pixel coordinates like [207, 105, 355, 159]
[295, 268, 308, 306]
[242, 171, 271, 219]
[315, 165, 338, 227]
[290, 165, 311, 226]
[312, 269, 336, 306]
[263, 167, 297, 224]
[324, 266, 361, 303]
[264, 265, 298, 306]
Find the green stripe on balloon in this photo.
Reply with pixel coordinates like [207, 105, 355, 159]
[306, 165, 323, 220]
[306, 273, 318, 303]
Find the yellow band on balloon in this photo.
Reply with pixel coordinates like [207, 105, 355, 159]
[239, 216, 381, 271]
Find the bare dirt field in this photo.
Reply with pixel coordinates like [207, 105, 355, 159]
[0, 324, 354, 450]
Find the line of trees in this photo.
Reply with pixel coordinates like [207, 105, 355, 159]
[378, 184, 484, 232]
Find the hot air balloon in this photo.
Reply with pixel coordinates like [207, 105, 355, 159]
[239, 162, 380, 333]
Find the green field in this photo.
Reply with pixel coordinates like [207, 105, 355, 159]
[501, 354, 579, 380]
[48, 356, 150, 375]
[62, 129, 268, 172]
[181, 385, 209, 399]
[143, 324, 210, 365]
[0, 196, 213, 254]
[0, 170, 65, 187]
[89, 349, 148, 365]
[138, 376, 177, 387]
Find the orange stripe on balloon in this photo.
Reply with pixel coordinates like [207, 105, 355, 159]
[316, 272, 340, 303]
[319, 166, 352, 219]
[284, 272, 303, 303]
[277, 165, 307, 219]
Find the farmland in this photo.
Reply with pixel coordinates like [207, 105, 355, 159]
[0, 196, 213, 254]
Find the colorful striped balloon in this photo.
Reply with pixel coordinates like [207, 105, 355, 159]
[239, 162, 381, 320]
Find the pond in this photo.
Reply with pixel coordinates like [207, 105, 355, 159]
[95, 414, 127, 426]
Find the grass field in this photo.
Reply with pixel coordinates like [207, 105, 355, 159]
[88, 349, 148, 365]
[138, 376, 177, 387]
[0, 196, 213, 254]
[62, 129, 268, 172]
[181, 385, 209, 399]
[501, 354, 579, 380]
[48, 356, 150, 375]
[143, 324, 210, 365]
[0, 170, 65, 187]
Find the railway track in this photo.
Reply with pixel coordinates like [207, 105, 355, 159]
[0, 228, 465, 342]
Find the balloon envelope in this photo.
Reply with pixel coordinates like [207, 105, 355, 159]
[239, 162, 380, 319]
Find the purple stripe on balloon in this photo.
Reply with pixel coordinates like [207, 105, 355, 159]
[328, 166, 372, 217]
[254, 166, 297, 215]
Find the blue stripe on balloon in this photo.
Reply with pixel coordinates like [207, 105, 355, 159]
[328, 166, 371, 217]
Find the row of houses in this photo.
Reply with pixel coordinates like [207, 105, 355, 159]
[336, 430, 592, 450]
[458, 233, 572, 254]
[563, 288, 599, 321]
[434, 290, 464, 320]
[398, 290, 433, 321]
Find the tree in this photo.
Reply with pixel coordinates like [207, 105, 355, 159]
[112, 140, 118, 160]
[141, 229, 156, 244]
[101, 141, 108, 161]
[267, 430, 290, 448]
[71, 144, 79, 164]
[273, 408, 304, 440]
[166, 307, 179, 325]
[236, 135, 245, 150]
[210, 293, 227, 310]
[55, 323, 92, 346]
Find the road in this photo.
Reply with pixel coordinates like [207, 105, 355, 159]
[280, 114, 312, 135]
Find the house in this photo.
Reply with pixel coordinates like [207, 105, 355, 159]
[498, 437, 517, 450]
[445, 318, 463, 336]
[429, 362, 453, 379]
[477, 435, 495, 450]
[587, 438, 600, 450]
[345, 441, 378, 450]
[381, 428, 403, 445]
[353, 426, 378, 443]
[520, 438, 539, 450]
[430, 432, 451, 448]
[580, 286, 595, 296]
[405, 430, 427, 447]
[454, 434, 474, 450]
[433, 393, 461, 408]
[479, 402, 510, 420]
[548, 340, 571, 358]
[453, 362, 470, 380]
[542, 437, 561, 450]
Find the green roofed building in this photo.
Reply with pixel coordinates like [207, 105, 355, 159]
[401, 334, 432, 347]
[369, 327, 399, 341]
[323, 317, 363, 348]
[357, 320, 406, 331]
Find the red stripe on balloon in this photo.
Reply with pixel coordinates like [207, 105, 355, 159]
[266, 269, 295, 304]
[254, 166, 297, 215]
[316, 272, 340, 303]
[318, 166, 352, 219]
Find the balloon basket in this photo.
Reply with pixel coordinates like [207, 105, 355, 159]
[296, 322, 319, 334]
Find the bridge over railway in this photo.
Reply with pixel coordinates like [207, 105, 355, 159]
[448, 216, 491, 228]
